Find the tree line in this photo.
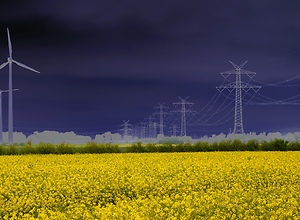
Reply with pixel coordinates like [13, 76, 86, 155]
[1, 138, 300, 155]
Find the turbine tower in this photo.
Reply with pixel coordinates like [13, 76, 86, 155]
[0, 89, 18, 144]
[0, 89, 8, 144]
[216, 61, 260, 134]
[0, 28, 40, 144]
[173, 97, 194, 136]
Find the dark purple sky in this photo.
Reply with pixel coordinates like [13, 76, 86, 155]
[1, 0, 300, 137]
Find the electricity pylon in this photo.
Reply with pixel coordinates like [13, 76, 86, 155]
[216, 61, 260, 134]
[154, 103, 168, 136]
[121, 120, 132, 137]
[173, 97, 194, 136]
[169, 124, 178, 136]
[146, 115, 155, 138]
[139, 122, 147, 139]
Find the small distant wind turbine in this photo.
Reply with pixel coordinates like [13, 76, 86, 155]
[0, 88, 18, 144]
[0, 28, 40, 144]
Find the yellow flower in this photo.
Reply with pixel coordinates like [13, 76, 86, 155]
[0, 152, 299, 219]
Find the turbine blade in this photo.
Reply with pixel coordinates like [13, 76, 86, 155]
[7, 28, 12, 58]
[0, 62, 8, 70]
[13, 60, 40, 74]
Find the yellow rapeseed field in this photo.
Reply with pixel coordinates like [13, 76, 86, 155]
[0, 152, 300, 219]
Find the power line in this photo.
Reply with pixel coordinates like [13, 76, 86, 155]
[251, 74, 300, 87]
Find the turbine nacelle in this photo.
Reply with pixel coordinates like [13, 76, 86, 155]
[0, 58, 40, 74]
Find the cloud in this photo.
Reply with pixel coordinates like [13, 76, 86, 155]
[2, 0, 300, 51]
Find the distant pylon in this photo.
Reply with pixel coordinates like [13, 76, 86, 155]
[133, 125, 139, 138]
[170, 124, 177, 136]
[216, 61, 260, 134]
[139, 122, 146, 139]
[121, 120, 132, 137]
[146, 115, 154, 138]
[154, 103, 168, 136]
[173, 97, 194, 136]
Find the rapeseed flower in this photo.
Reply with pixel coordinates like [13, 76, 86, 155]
[0, 152, 299, 218]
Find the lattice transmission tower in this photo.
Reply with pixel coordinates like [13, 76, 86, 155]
[121, 120, 132, 137]
[173, 97, 194, 136]
[139, 122, 147, 139]
[154, 103, 168, 136]
[169, 124, 178, 136]
[146, 115, 155, 138]
[216, 61, 261, 134]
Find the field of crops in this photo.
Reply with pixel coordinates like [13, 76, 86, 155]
[0, 152, 300, 219]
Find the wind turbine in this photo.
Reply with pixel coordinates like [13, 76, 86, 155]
[0, 88, 18, 144]
[0, 28, 40, 144]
